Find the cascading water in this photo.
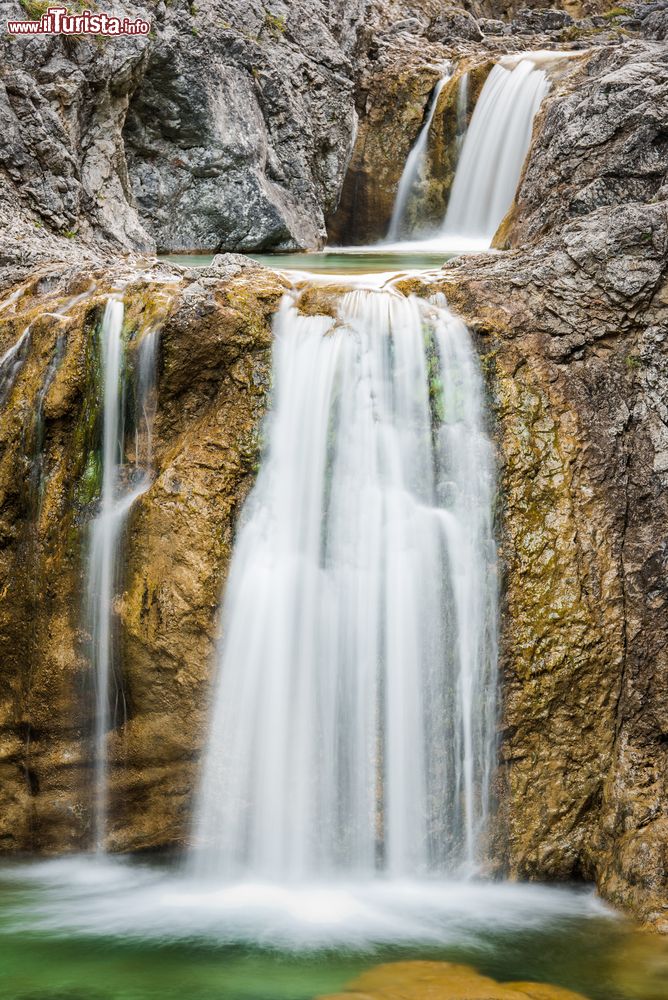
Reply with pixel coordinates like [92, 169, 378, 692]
[442, 60, 548, 244]
[87, 300, 158, 850]
[192, 287, 497, 882]
[386, 76, 450, 242]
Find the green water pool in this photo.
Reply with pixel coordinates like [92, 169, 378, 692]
[0, 860, 666, 1000]
[158, 249, 461, 276]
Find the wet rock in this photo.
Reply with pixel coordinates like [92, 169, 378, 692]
[0, 262, 286, 851]
[318, 960, 590, 1000]
[327, 51, 493, 246]
[425, 191, 668, 928]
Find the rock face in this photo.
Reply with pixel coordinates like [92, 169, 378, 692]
[413, 38, 668, 929]
[496, 42, 668, 247]
[0, 259, 287, 851]
[423, 197, 667, 929]
[122, 0, 364, 252]
[0, 0, 364, 260]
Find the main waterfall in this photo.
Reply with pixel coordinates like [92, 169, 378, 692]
[192, 288, 497, 882]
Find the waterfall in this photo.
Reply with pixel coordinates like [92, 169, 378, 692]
[442, 60, 548, 245]
[192, 288, 497, 882]
[87, 300, 158, 850]
[386, 76, 450, 242]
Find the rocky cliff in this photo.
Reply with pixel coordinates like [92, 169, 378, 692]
[0, 0, 366, 270]
[2, 0, 665, 276]
[0, 256, 287, 851]
[425, 38, 667, 929]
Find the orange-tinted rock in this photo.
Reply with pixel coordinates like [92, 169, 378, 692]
[318, 960, 591, 1000]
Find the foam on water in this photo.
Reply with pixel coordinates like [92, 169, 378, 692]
[0, 856, 613, 950]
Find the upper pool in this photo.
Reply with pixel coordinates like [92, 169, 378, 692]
[158, 247, 464, 276]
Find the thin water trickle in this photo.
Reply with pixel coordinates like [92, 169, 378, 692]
[192, 288, 497, 882]
[387, 75, 450, 242]
[87, 300, 158, 850]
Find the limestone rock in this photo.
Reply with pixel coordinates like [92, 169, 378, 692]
[427, 9, 484, 42]
[421, 194, 668, 927]
[0, 0, 365, 258]
[497, 42, 668, 248]
[511, 8, 574, 33]
[0, 262, 287, 851]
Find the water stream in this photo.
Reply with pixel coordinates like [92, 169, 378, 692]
[0, 325, 31, 406]
[387, 75, 450, 242]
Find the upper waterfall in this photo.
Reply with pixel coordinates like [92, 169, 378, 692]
[442, 60, 548, 245]
[191, 287, 498, 882]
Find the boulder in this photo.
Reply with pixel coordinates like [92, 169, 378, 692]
[427, 9, 484, 42]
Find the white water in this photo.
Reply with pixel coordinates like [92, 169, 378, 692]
[442, 60, 548, 245]
[87, 301, 158, 850]
[387, 75, 450, 241]
[0, 855, 612, 949]
[192, 288, 497, 883]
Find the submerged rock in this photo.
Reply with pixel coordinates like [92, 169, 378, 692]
[318, 960, 591, 1000]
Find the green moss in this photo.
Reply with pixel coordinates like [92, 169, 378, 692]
[19, 0, 49, 18]
[263, 11, 286, 37]
[603, 4, 630, 16]
[78, 451, 103, 505]
[423, 329, 446, 426]
[559, 24, 593, 39]
[19, 0, 96, 17]
[72, 308, 104, 510]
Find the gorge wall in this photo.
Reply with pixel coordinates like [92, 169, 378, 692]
[0, 0, 667, 934]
